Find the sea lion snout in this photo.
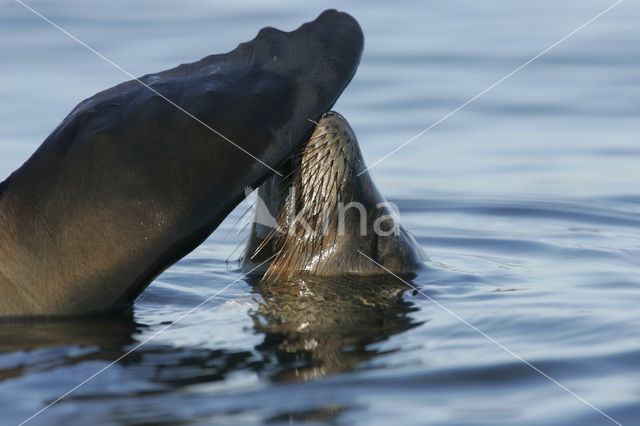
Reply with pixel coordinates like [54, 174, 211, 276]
[243, 112, 427, 280]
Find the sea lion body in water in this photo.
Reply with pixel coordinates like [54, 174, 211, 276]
[243, 112, 426, 280]
[0, 11, 364, 318]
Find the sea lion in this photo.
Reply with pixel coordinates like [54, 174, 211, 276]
[243, 111, 426, 279]
[0, 10, 364, 318]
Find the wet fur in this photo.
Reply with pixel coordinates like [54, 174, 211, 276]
[243, 112, 426, 280]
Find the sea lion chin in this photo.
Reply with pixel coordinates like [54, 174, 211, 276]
[243, 111, 427, 280]
[0, 10, 364, 318]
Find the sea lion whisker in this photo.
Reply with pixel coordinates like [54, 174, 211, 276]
[226, 234, 250, 264]
[211, 199, 256, 254]
[227, 200, 256, 237]
[250, 227, 279, 260]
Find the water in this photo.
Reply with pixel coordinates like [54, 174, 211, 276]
[1, 0, 639, 424]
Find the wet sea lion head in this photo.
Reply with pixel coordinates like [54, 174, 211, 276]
[243, 111, 427, 280]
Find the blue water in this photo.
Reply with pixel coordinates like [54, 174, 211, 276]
[1, 1, 639, 424]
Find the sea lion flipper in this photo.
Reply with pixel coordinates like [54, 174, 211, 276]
[0, 11, 363, 317]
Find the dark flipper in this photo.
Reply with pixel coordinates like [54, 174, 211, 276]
[0, 10, 363, 317]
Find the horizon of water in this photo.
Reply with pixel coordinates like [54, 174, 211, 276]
[0, 1, 639, 425]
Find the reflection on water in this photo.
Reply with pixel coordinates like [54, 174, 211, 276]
[0, 310, 139, 353]
[0, 276, 422, 424]
[0, 311, 140, 384]
[249, 276, 420, 382]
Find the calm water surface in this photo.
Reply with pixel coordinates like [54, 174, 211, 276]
[1, 1, 639, 424]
